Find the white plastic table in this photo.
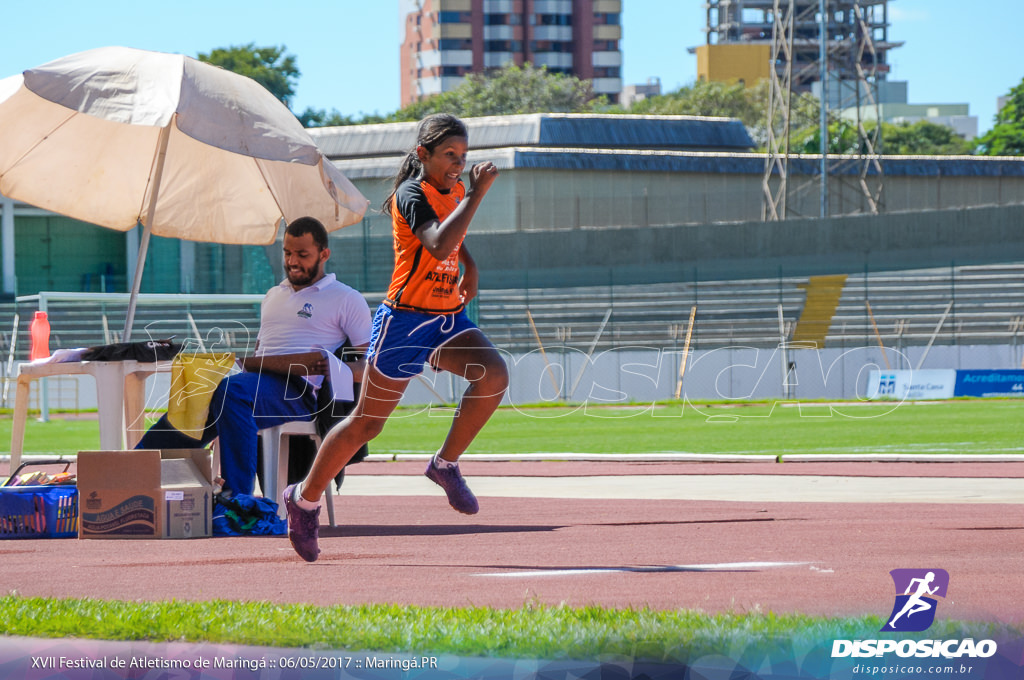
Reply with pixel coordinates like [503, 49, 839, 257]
[9, 360, 168, 470]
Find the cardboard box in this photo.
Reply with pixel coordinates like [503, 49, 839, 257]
[77, 449, 213, 539]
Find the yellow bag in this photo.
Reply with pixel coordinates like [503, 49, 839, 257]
[167, 352, 236, 439]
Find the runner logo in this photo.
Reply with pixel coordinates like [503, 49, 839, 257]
[832, 568, 995, 659]
[882, 569, 949, 632]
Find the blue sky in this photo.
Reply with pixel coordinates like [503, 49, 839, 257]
[0, 1, 1020, 135]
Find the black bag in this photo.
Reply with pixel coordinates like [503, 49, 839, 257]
[81, 338, 180, 362]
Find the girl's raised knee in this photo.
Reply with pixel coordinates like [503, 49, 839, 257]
[350, 414, 388, 442]
[479, 357, 509, 394]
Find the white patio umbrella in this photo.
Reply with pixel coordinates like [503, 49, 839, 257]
[0, 46, 368, 339]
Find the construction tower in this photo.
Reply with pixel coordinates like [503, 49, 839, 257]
[702, 1, 897, 219]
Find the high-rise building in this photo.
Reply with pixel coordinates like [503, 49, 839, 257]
[400, 0, 623, 107]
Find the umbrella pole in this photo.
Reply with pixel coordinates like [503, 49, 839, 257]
[123, 124, 171, 342]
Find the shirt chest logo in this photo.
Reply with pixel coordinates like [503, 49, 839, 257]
[297, 303, 313, 319]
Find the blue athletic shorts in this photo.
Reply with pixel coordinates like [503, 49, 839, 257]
[366, 304, 478, 379]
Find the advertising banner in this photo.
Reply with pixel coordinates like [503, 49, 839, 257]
[954, 370, 1024, 398]
[867, 370, 956, 400]
[868, 369, 1024, 400]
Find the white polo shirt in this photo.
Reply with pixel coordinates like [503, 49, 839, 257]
[255, 273, 372, 357]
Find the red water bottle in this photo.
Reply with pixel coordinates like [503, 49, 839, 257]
[29, 311, 50, 361]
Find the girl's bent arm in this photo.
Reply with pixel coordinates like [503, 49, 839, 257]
[458, 245, 479, 303]
[416, 162, 498, 260]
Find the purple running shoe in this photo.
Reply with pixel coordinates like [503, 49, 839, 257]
[283, 484, 321, 562]
[425, 461, 479, 515]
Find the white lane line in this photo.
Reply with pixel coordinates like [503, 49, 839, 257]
[477, 561, 813, 578]
[341, 475, 1024, 503]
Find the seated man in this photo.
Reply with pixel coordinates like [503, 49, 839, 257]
[136, 216, 372, 497]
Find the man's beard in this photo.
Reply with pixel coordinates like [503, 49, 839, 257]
[287, 264, 320, 287]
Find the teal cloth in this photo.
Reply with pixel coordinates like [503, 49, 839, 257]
[212, 493, 286, 536]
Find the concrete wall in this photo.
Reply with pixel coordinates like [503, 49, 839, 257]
[329, 204, 1024, 291]
[27, 343, 1024, 415]
[340, 160, 1024, 236]
[7, 153, 1024, 298]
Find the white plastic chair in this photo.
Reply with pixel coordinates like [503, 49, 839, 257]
[259, 420, 336, 527]
[212, 420, 336, 527]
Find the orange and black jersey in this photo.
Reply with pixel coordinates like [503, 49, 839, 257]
[385, 176, 466, 314]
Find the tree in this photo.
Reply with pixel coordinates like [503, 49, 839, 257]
[614, 80, 831, 149]
[882, 120, 974, 155]
[976, 77, 1024, 155]
[298, 108, 388, 128]
[197, 44, 300, 108]
[617, 79, 978, 155]
[790, 118, 865, 154]
[390, 63, 603, 121]
[626, 80, 762, 119]
[618, 80, 769, 144]
[791, 118, 974, 155]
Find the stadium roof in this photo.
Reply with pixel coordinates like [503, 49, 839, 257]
[308, 113, 758, 158]
[309, 113, 1024, 180]
[329, 146, 1024, 180]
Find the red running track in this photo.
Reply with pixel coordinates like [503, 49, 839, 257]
[1, 459, 1023, 625]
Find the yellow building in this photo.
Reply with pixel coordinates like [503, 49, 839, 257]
[693, 43, 771, 87]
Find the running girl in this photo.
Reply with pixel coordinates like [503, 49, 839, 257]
[283, 113, 509, 562]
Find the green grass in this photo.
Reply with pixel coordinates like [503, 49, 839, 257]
[396, 399, 1024, 457]
[0, 596, 1017, 662]
[5, 399, 1022, 458]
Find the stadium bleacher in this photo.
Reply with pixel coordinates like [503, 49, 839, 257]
[4, 263, 1022, 363]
